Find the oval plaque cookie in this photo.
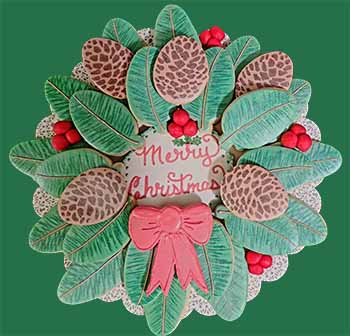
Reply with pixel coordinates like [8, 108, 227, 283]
[153, 35, 209, 105]
[221, 164, 288, 221]
[82, 38, 133, 99]
[58, 168, 127, 225]
[235, 51, 293, 97]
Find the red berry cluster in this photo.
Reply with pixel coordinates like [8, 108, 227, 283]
[280, 123, 312, 152]
[245, 250, 272, 275]
[51, 121, 82, 151]
[168, 108, 198, 138]
[199, 26, 225, 48]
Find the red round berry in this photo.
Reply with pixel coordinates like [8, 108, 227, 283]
[53, 120, 73, 135]
[248, 264, 264, 275]
[206, 38, 222, 48]
[173, 108, 190, 126]
[297, 134, 312, 152]
[290, 123, 307, 135]
[259, 255, 273, 269]
[51, 134, 70, 151]
[209, 26, 225, 41]
[280, 131, 298, 148]
[246, 251, 263, 265]
[199, 30, 211, 46]
[183, 120, 198, 136]
[168, 122, 184, 138]
[65, 129, 82, 144]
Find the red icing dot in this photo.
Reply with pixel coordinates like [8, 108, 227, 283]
[173, 108, 190, 126]
[281, 131, 298, 148]
[168, 122, 184, 138]
[53, 121, 73, 135]
[297, 134, 312, 152]
[245, 251, 263, 265]
[206, 38, 222, 48]
[52, 134, 69, 151]
[183, 120, 198, 136]
[259, 255, 273, 269]
[199, 30, 211, 46]
[65, 129, 82, 144]
[209, 26, 225, 41]
[248, 264, 264, 275]
[290, 123, 306, 135]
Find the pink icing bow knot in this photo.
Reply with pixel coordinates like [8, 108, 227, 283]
[129, 204, 213, 296]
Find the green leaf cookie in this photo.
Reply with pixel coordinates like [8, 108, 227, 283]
[70, 90, 143, 156]
[154, 4, 199, 48]
[57, 249, 124, 304]
[102, 18, 145, 53]
[35, 148, 111, 197]
[29, 206, 70, 253]
[220, 88, 302, 150]
[144, 278, 188, 336]
[184, 47, 235, 130]
[124, 242, 161, 306]
[126, 47, 174, 132]
[9, 139, 57, 179]
[63, 202, 130, 264]
[45, 75, 92, 120]
[195, 221, 233, 301]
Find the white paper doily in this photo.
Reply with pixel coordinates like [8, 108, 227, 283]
[32, 28, 324, 319]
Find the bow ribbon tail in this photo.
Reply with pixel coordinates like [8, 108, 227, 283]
[146, 236, 175, 297]
[173, 233, 208, 294]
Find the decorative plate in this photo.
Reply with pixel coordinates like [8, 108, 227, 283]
[9, 4, 342, 336]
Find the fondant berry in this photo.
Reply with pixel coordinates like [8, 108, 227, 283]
[199, 30, 211, 46]
[53, 121, 73, 135]
[290, 123, 306, 135]
[246, 251, 263, 265]
[183, 120, 198, 136]
[248, 264, 264, 275]
[259, 255, 273, 269]
[209, 26, 225, 41]
[168, 122, 184, 138]
[206, 38, 222, 48]
[65, 129, 82, 144]
[173, 108, 190, 126]
[297, 134, 312, 152]
[52, 134, 70, 151]
[281, 131, 298, 148]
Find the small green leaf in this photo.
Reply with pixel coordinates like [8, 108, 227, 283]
[70, 90, 143, 156]
[238, 146, 313, 190]
[144, 278, 188, 336]
[63, 202, 130, 264]
[9, 139, 57, 179]
[213, 244, 248, 321]
[220, 88, 302, 150]
[286, 196, 327, 246]
[102, 18, 145, 53]
[224, 211, 299, 255]
[289, 78, 312, 105]
[195, 221, 233, 301]
[126, 47, 174, 132]
[226, 35, 260, 72]
[305, 142, 342, 181]
[29, 206, 70, 253]
[184, 48, 235, 130]
[57, 249, 124, 304]
[45, 75, 92, 120]
[154, 4, 199, 48]
[35, 148, 111, 197]
[124, 242, 161, 306]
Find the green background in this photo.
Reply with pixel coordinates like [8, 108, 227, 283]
[0, 0, 349, 335]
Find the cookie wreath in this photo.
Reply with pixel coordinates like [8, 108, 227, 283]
[9, 4, 342, 336]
